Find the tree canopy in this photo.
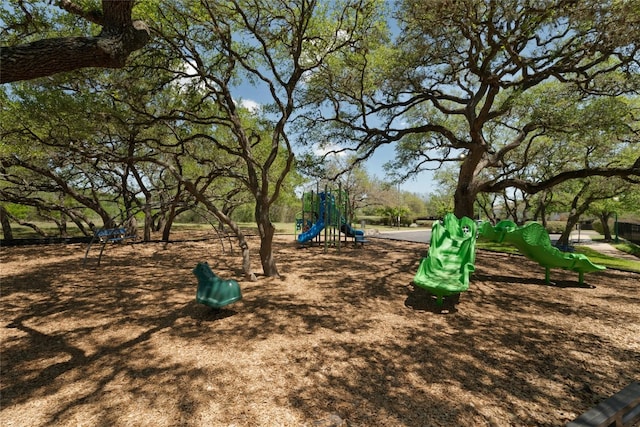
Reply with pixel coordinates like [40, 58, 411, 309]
[301, 0, 640, 217]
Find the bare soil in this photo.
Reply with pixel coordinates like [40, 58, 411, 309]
[1, 233, 639, 427]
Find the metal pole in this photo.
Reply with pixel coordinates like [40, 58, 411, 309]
[397, 182, 401, 229]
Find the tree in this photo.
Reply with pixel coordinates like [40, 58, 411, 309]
[302, 0, 640, 217]
[0, 62, 199, 241]
[587, 175, 640, 240]
[1, 0, 149, 83]
[152, 0, 380, 277]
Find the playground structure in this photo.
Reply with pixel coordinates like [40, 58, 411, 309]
[413, 213, 478, 305]
[414, 214, 605, 306]
[478, 219, 606, 285]
[296, 184, 365, 251]
[192, 262, 242, 309]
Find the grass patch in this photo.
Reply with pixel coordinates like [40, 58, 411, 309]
[477, 238, 640, 273]
[6, 223, 86, 239]
[574, 246, 640, 273]
[613, 241, 640, 257]
[476, 240, 520, 254]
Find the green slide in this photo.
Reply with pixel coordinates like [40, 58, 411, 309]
[414, 213, 478, 304]
[478, 220, 605, 284]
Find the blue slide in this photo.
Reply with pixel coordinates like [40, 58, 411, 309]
[297, 193, 327, 243]
[340, 222, 364, 238]
[297, 217, 325, 242]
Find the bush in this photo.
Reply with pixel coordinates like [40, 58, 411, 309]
[544, 221, 566, 234]
[357, 215, 385, 226]
[592, 220, 604, 235]
[415, 219, 434, 228]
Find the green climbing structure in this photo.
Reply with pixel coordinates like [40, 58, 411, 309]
[478, 220, 605, 284]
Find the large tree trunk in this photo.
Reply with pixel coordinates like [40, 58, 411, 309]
[453, 182, 478, 219]
[558, 217, 579, 248]
[454, 152, 483, 219]
[0, 1, 149, 83]
[558, 206, 589, 247]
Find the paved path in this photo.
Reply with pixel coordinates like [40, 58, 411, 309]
[560, 230, 639, 261]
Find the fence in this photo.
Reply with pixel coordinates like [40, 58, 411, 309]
[617, 222, 640, 244]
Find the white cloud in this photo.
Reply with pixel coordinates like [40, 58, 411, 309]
[238, 99, 261, 113]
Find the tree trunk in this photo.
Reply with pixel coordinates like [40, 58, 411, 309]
[161, 214, 173, 242]
[58, 193, 68, 237]
[599, 213, 613, 241]
[256, 206, 279, 278]
[454, 154, 482, 219]
[558, 220, 577, 248]
[0, 205, 13, 240]
[58, 217, 68, 237]
[558, 209, 586, 248]
[101, 214, 117, 230]
[143, 207, 153, 242]
[453, 185, 478, 219]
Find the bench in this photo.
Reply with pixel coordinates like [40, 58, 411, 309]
[83, 227, 137, 267]
[95, 228, 129, 243]
[567, 381, 640, 427]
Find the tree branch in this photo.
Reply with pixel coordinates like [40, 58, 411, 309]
[0, 0, 149, 83]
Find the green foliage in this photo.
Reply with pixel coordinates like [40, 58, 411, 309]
[543, 221, 568, 234]
[3, 203, 33, 220]
[614, 241, 640, 258]
[302, 0, 640, 218]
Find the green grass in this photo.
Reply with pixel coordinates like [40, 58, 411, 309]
[5, 222, 86, 239]
[613, 241, 640, 257]
[476, 240, 520, 255]
[574, 246, 640, 273]
[476, 239, 640, 273]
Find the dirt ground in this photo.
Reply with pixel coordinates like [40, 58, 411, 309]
[1, 233, 639, 427]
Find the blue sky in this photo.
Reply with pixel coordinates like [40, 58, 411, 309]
[361, 145, 436, 195]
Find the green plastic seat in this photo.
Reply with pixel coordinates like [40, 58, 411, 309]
[192, 262, 242, 308]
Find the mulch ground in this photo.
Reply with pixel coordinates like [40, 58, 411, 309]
[1, 233, 639, 426]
